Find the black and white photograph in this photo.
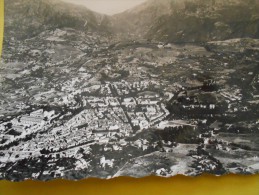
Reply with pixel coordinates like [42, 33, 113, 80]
[0, 0, 259, 181]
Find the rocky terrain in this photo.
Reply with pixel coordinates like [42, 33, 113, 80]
[112, 0, 259, 42]
[4, 0, 112, 40]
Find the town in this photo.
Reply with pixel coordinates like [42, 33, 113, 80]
[0, 25, 259, 180]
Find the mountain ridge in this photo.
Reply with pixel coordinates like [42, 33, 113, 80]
[112, 0, 259, 42]
[4, 0, 259, 42]
[4, 0, 112, 40]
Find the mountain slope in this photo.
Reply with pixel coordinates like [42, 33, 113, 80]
[113, 0, 259, 42]
[4, 0, 112, 40]
[111, 0, 173, 39]
[4, 0, 259, 42]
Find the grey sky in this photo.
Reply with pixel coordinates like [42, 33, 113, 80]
[61, 0, 147, 15]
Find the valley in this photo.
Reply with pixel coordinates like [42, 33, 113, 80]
[0, 0, 259, 180]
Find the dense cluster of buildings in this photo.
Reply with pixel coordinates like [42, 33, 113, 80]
[1, 25, 258, 179]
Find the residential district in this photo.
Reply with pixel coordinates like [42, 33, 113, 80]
[0, 28, 259, 180]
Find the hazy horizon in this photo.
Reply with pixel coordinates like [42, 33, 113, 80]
[61, 0, 147, 15]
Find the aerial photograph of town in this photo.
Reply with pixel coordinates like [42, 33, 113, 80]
[0, 0, 259, 181]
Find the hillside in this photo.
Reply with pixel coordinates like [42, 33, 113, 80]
[4, 0, 112, 40]
[4, 0, 259, 43]
[111, 0, 173, 39]
[113, 0, 259, 42]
